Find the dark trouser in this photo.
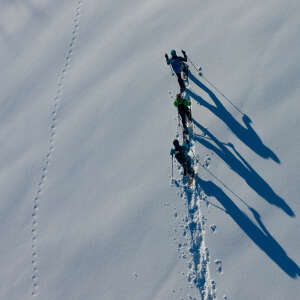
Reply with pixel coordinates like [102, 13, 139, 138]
[178, 104, 192, 131]
[175, 152, 194, 177]
[182, 64, 189, 78]
[183, 161, 194, 177]
[176, 72, 185, 91]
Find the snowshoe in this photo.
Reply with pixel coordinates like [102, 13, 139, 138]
[188, 174, 194, 186]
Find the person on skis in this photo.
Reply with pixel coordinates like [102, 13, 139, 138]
[165, 49, 188, 92]
[174, 93, 192, 135]
[170, 139, 194, 180]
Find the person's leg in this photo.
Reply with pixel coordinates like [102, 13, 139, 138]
[176, 72, 185, 91]
[187, 161, 194, 177]
[182, 64, 189, 79]
[183, 164, 187, 176]
[185, 106, 192, 123]
[178, 105, 187, 130]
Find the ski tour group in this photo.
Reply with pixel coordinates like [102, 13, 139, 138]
[165, 49, 200, 186]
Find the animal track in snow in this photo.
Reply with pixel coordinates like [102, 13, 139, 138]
[210, 224, 217, 233]
[215, 260, 223, 274]
[30, 1, 83, 297]
[202, 154, 212, 168]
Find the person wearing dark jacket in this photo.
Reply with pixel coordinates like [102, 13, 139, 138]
[165, 49, 188, 92]
[170, 139, 194, 179]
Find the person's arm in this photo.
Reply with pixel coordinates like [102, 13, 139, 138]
[183, 140, 190, 152]
[178, 56, 187, 63]
[165, 53, 170, 65]
[182, 50, 187, 61]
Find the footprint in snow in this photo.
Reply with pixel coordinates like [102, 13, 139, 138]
[210, 224, 217, 233]
[215, 259, 223, 274]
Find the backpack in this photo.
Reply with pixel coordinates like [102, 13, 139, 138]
[174, 146, 188, 165]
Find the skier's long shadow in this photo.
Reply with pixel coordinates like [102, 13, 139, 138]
[187, 73, 280, 163]
[193, 175, 300, 278]
[192, 120, 294, 217]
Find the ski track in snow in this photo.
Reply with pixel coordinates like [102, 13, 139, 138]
[30, 1, 83, 297]
[179, 173, 217, 300]
[171, 120, 217, 299]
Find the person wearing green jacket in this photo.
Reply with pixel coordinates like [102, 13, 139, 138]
[174, 93, 192, 134]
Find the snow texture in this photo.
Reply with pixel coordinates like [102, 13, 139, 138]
[0, 0, 299, 299]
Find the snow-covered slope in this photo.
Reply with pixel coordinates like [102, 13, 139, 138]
[1, 0, 299, 299]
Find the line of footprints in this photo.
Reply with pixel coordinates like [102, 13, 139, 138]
[31, 1, 83, 297]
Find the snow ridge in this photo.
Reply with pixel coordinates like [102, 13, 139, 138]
[30, 1, 83, 297]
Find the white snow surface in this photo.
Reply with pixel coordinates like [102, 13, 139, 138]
[1, 0, 300, 299]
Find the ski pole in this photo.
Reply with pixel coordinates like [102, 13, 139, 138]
[169, 64, 174, 76]
[171, 154, 174, 180]
[189, 147, 199, 164]
[198, 163, 248, 208]
[165, 53, 174, 76]
[187, 56, 202, 75]
[194, 179, 227, 213]
[201, 74, 244, 116]
[194, 133, 231, 144]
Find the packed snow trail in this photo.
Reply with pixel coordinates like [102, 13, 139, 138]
[170, 87, 217, 299]
[168, 60, 291, 299]
[172, 173, 217, 299]
[183, 182, 217, 300]
[30, 1, 83, 297]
